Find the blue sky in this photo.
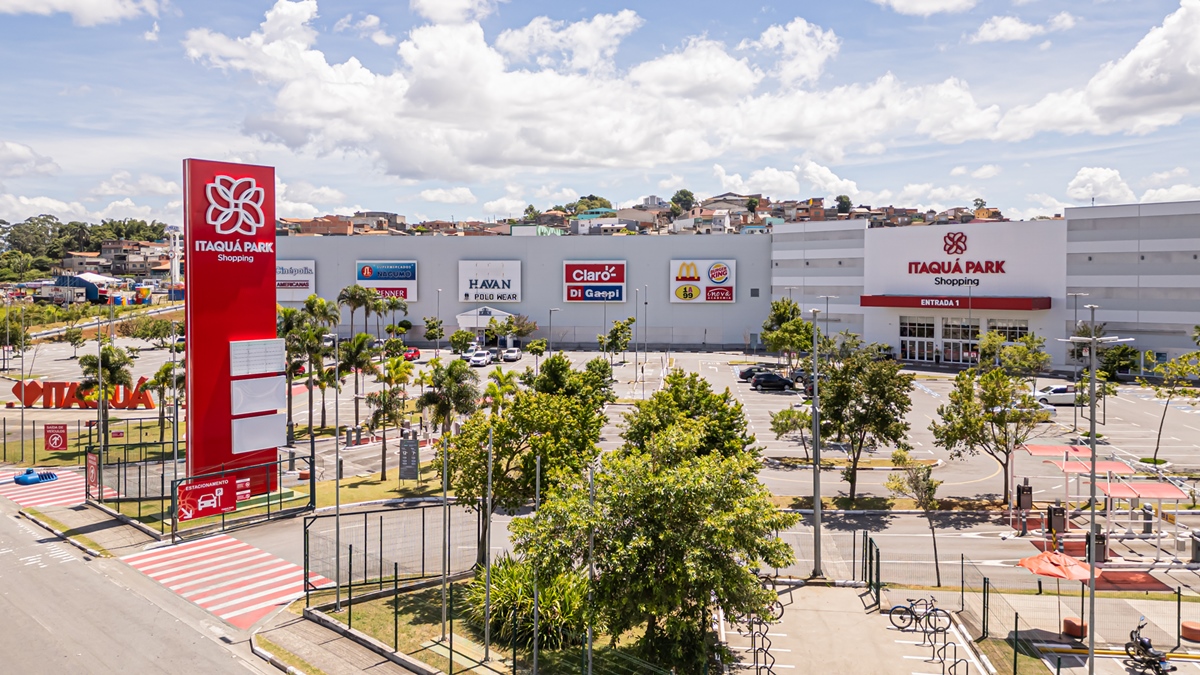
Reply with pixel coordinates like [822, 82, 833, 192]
[0, 0, 1198, 224]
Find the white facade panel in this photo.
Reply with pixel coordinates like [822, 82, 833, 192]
[1066, 276, 1139, 287]
[1137, 275, 1200, 288]
[231, 413, 286, 455]
[771, 276, 865, 286]
[230, 375, 286, 417]
[772, 248, 864, 260]
[1065, 240, 1138, 254]
[1137, 311, 1200, 324]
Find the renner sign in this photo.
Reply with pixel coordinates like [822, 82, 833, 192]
[564, 260, 626, 302]
[184, 159, 280, 491]
[460, 260, 521, 302]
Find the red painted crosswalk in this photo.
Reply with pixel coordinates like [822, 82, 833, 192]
[121, 534, 332, 629]
[0, 470, 116, 508]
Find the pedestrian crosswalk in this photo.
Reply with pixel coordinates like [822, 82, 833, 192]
[121, 534, 332, 630]
[0, 469, 116, 508]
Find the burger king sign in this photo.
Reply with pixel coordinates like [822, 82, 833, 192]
[670, 259, 736, 303]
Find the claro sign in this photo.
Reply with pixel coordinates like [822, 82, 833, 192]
[564, 261, 626, 302]
[184, 159, 281, 492]
[907, 232, 1006, 287]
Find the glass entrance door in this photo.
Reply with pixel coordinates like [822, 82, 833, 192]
[900, 338, 935, 362]
[899, 316, 935, 362]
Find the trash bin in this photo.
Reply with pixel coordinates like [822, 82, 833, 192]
[1087, 532, 1108, 563]
[1047, 505, 1068, 536]
[1143, 505, 1155, 535]
[1191, 535, 1200, 564]
[1017, 483, 1033, 511]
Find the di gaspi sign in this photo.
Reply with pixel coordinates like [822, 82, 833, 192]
[564, 260, 626, 302]
[670, 259, 735, 303]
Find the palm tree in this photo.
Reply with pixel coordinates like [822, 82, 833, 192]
[339, 333, 379, 428]
[301, 294, 339, 442]
[484, 366, 518, 414]
[304, 294, 341, 328]
[385, 296, 409, 331]
[369, 357, 414, 480]
[414, 369, 432, 396]
[368, 290, 385, 347]
[337, 284, 371, 338]
[316, 363, 339, 429]
[278, 306, 310, 442]
[78, 345, 134, 441]
[146, 361, 184, 443]
[415, 358, 480, 434]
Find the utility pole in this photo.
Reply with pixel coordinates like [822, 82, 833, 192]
[1067, 292, 1089, 431]
[810, 308, 823, 578]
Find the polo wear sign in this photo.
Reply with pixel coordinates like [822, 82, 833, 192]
[357, 260, 418, 300]
[460, 260, 521, 302]
[669, 259, 736, 303]
[564, 261, 626, 302]
[184, 158, 280, 494]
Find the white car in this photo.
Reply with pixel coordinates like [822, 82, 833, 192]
[1035, 385, 1077, 406]
[502, 347, 522, 362]
[469, 350, 492, 367]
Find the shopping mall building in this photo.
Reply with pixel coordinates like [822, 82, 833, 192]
[276, 199, 1200, 370]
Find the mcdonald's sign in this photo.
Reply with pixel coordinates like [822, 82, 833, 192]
[669, 260, 736, 304]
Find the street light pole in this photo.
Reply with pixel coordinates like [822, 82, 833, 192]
[633, 288, 639, 385]
[1067, 292, 1089, 432]
[436, 289, 442, 357]
[818, 295, 837, 342]
[548, 308, 560, 353]
[328, 334, 342, 612]
[810, 308, 823, 578]
[642, 286, 648, 399]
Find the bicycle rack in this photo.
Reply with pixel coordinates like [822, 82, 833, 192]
[933, 641, 969, 675]
[749, 613, 777, 675]
[928, 624, 949, 658]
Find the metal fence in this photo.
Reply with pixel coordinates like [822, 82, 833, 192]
[303, 503, 478, 603]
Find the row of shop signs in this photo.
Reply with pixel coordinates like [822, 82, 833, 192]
[278, 259, 738, 304]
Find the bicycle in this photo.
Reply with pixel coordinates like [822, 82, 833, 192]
[889, 595, 950, 633]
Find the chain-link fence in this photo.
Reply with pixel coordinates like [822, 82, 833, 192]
[303, 503, 478, 602]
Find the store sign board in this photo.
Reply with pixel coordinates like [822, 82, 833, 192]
[184, 158, 279, 492]
[177, 477, 236, 522]
[459, 260, 521, 303]
[357, 261, 418, 300]
[276, 260, 316, 302]
[859, 295, 1052, 311]
[564, 261, 626, 303]
[669, 259, 735, 303]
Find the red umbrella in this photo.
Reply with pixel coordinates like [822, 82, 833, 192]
[1018, 550, 1092, 631]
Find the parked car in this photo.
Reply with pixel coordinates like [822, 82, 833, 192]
[739, 365, 772, 381]
[989, 402, 1057, 421]
[403, 347, 421, 361]
[788, 369, 809, 384]
[469, 350, 492, 367]
[803, 374, 829, 397]
[1035, 385, 1077, 406]
[502, 347, 522, 362]
[750, 372, 794, 391]
[488, 347, 501, 361]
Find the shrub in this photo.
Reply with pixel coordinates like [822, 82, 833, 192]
[463, 555, 587, 650]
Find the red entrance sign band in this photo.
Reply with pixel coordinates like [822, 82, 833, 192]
[859, 295, 1051, 311]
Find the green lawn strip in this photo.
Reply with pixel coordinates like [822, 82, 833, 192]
[312, 462, 445, 507]
[23, 506, 112, 556]
[975, 637, 1045, 675]
[255, 634, 330, 675]
[0, 418, 185, 468]
[888, 583, 1200, 604]
[771, 495, 1006, 511]
[317, 583, 643, 675]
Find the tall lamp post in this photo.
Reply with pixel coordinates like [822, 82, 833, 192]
[548, 308, 560, 353]
[325, 333, 344, 611]
[436, 289, 442, 357]
[1060, 305, 1131, 675]
[810, 308, 823, 578]
[1067, 292, 1090, 431]
[642, 286, 648, 399]
[817, 295, 838, 341]
[633, 288, 639, 385]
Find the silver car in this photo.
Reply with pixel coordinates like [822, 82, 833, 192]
[502, 348, 522, 362]
[1035, 385, 1077, 406]
[469, 350, 492, 367]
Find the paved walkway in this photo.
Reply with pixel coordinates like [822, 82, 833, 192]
[257, 614, 413, 675]
[24, 501, 156, 557]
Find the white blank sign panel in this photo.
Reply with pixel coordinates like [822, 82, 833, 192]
[231, 413, 286, 455]
[230, 376, 286, 416]
[230, 339, 285, 377]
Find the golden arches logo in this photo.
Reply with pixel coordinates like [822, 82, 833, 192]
[675, 262, 700, 281]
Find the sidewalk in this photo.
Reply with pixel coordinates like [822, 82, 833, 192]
[22, 501, 157, 557]
[256, 612, 413, 675]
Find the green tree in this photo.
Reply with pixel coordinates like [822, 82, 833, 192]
[770, 406, 812, 460]
[338, 333, 379, 428]
[746, 197, 759, 215]
[278, 306, 311, 439]
[930, 368, 1049, 502]
[6, 215, 55, 256]
[574, 194, 612, 211]
[303, 294, 341, 328]
[622, 369, 753, 459]
[1138, 351, 1200, 464]
[366, 288, 386, 349]
[415, 357, 481, 434]
[885, 449, 943, 586]
[973, 197, 987, 211]
[384, 296, 408, 334]
[511, 423, 797, 671]
[820, 349, 914, 503]
[835, 195, 852, 214]
[761, 297, 802, 334]
[485, 316, 514, 346]
[523, 204, 540, 221]
[670, 189, 696, 212]
[367, 356, 412, 480]
[1099, 344, 1139, 380]
[511, 314, 538, 339]
[423, 316, 444, 345]
[524, 353, 614, 411]
[484, 366, 519, 415]
[525, 338, 547, 374]
[145, 361, 184, 443]
[449, 328, 475, 354]
[999, 333, 1051, 390]
[763, 316, 812, 368]
[78, 344, 134, 440]
[669, 202, 683, 218]
[63, 327, 85, 358]
[597, 316, 634, 365]
[336, 284, 372, 338]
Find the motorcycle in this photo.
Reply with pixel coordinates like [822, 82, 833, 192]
[1125, 617, 1177, 673]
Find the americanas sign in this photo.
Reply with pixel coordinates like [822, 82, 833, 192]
[276, 260, 315, 302]
[670, 260, 736, 304]
[564, 260, 626, 302]
[357, 260, 418, 301]
[460, 260, 521, 303]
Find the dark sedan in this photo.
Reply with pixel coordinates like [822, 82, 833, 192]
[750, 372, 794, 391]
[739, 365, 772, 381]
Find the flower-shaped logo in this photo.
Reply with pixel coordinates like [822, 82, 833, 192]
[206, 175, 265, 236]
[943, 231, 967, 255]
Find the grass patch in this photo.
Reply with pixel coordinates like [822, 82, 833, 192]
[975, 637, 1046, 675]
[255, 634, 329, 675]
[313, 462, 444, 508]
[772, 495, 1006, 511]
[1140, 457, 1168, 465]
[0, 418, 186, 468]
[24, 507, 111, 556]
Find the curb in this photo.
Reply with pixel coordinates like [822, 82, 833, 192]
[1038, 646, 1200, 661]
[304, 607, 445, 675]
[249, 631, 306, 675]
[312, 496, 450, 515]
[781, 509, 1002, 516]
[18, 509, 107, 558]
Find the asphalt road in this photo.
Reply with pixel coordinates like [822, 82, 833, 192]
[0, 500, 265, 675]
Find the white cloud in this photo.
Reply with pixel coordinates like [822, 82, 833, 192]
[1038, 40, 1052, 51]
[800, 160, 859, 196]
[0, 0, 158, 26]
[971, 164, 1002, 179]
[740, 18, 840, 88]
[0, 141, 59, 177]
[714, 164, 803, 197]
[409, 0, 500, 24]
[1140, 183, 1200, 203]
[1065, 167, 1135, 204]
[1142, 167, 1189, 187]
[90, 170, 178, 197]
[950, 166, 968, 176]
[333, 13, 395, 46]
[1047, 12, 1076, 32]
[532, 184, 578, 202]
[419, 187, 477, 204]
[482, 195, 525, 215]
[658, 175, 685, 190]
[143, 20, 158, 41]
[285, 180, 346, 204]
[496, 10, 643, 74]
[970, 16, 1045, 43]
[870, 0, 978, 17]
[630, 37, 763, 100]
